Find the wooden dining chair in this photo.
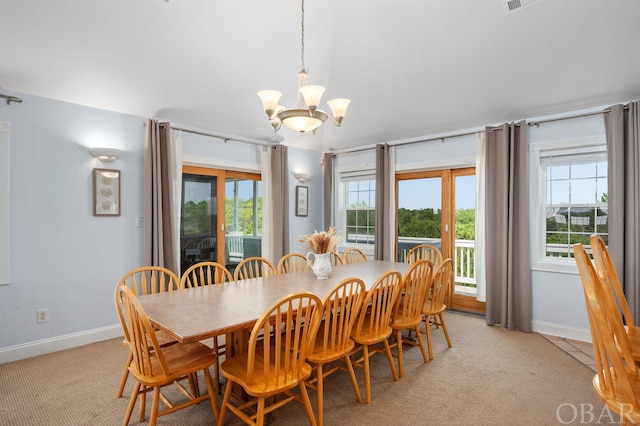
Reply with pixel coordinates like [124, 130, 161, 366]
[421, 258, 453, 360]
[388, 259, 433, 377]
[405, 244, 442, 268]
[219, 292, 323, 426]
[180, 261, 232, 393]
[306, 278, 366, 425]
[120, 265, 182, 295]
[341, 247, 368, 264]
[116, 285, 220, 426]
[276, 252, 310, 274]
[573, 244, 640, 423]
[590, 234, 640, 362]
[329, 251, 344, 266]
[181, 261, 232, 287]
[233, 256, 277, 281]
[350, 270, 403, 404]
[115, 266, 182, 398]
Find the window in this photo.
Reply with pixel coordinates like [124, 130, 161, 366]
[345, 179, 376, 244]
[337, 173, 376, 249]
[530, 136, 607, 272]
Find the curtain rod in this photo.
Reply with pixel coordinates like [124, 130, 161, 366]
[169, 125, 277, 147]
[527, 110, 610, 127]
[0, 94, 23, 105]
[331, 130, 480, 156]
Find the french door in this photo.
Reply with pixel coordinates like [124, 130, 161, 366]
[180, 166, 262, 276]
[396, 167, 484, 314]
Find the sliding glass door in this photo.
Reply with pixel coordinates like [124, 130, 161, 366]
[396, 167, 484, 313]
[180, 166, 261, 276]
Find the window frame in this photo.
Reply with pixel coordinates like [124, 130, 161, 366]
[529, 135, 607, 274]
[335, 168, 376, 256]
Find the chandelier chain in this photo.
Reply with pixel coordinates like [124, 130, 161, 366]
[300, 0, 305, 72]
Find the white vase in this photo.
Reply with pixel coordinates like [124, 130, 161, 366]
[306, 252, 332, 280]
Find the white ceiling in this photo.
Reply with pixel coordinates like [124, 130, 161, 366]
[1, 0, 640, 151]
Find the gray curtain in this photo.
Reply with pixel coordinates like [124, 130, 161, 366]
[604, 101, 640, 323]
[323, 153, 335, 230]
[484, 121, 532, 332]
[375, 144, 391, 260]
[271, 145, 289, 259]
[143, 120, 178, 273]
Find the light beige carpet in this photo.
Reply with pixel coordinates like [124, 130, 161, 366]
[0, 312, 607, 425]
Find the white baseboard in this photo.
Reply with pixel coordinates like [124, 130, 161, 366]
[0, 324, 122, 364]
[532, 319, 591, 343]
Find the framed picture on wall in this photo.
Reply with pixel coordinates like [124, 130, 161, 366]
[295, 185, 308, 217]
[93, 168, 121, 216]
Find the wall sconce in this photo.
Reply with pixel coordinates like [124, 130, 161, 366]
[90, 148, 122, 162]
[293, 171, 310, 182]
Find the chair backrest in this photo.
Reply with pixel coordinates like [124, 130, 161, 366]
[427, 258, 454, 311]
[226, 231, 244, 262]
[118, 266, 181, 295]
[234, 256, 276, 281]
[394, 260, 433, 324]
[405, 244, 442, 269]
[314, 278, 366, 357]
[116, 285, 170, 378]
[573, 244, 640, 415]
[590, 234, 635, 329]
[181, 261, 232, 288]
[329, 251, 344, 266]
[244, 292, 323, 387]
[276, 253, 310, 274]
[341, 247, 368, 264]
[352, 270, 402, 339]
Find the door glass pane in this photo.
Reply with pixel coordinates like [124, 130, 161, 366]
[454, 174, 476, 296]
[396, 177, 442, 261]
[225, 178, 262, 273]
[181, 174, 217, 274]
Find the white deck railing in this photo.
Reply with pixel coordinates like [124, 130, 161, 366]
[397, 238, 477, 291]
[454, 239, 475, 286]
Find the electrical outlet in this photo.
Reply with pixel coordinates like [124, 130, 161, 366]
[136, 216, 144, 228]
[37, 309, 48, 324]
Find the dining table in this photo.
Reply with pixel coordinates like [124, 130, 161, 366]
[138, 259, 411, 352]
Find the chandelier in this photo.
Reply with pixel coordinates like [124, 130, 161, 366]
[257, 0, 350, 134]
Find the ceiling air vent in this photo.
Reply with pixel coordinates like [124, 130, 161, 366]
[503, 0, 547, 14]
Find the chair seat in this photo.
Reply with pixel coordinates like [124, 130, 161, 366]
[221, 350, 313, 397]
[389, 306, 422, 329]
[130, 341, 216, 387]
[351, 315, 393, 344]
[307, 330, 356, 364]
[423, 300, 446, 315]
[593, 368, 640, 422]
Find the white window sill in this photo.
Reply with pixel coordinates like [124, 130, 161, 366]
[531, 258, 579, 275]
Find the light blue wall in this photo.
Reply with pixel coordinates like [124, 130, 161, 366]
[287, 146, 324, 254]
[0, 90, 147, 360]
[0, 90, 323, 362]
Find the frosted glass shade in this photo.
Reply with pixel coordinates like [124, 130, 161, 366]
[327, 98, 351, 124]
[257, 90, 282, 118]
[279, 109, 328, 133]
[299, 85, 325, 110]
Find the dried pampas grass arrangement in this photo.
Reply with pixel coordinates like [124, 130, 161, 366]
[299, 227, 341, 254]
